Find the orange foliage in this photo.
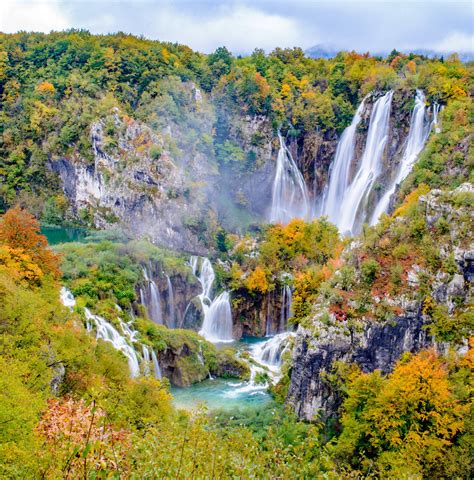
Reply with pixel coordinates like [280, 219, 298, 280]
[0, 207, 61, 279]
[36, 81, 55, 93]
[36, 397, 130, 476]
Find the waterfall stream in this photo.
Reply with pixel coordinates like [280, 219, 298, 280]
[321, 98, 367, 224]
[60, 288, 162, 380]
[370, 90, 431, 224]
[190, 256, 233, 343]
[270, 132, 311, 224]
[141, 266, 163, 325]
[338, 90, 394, 235]
[166, 275, 176, 328]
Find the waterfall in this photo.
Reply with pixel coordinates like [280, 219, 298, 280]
[270, 132, 311, 224]
[60, 287, 76, 309]
[166, 275, 176, 328]
[338, 90, 394, 235]
[190, 256, 233, 343]
[151, 350, 162, 379]
[321, 98, 367, 224]
[60, 288, 162, 380]
[84, 307, 141, 378]
[199, 291, 233, 343]
[279, 285, 292, 332]
[370, 90, 431, 225]
[141, 266, 163, 325]
[252, 332, 294, 368]
[432, 102, 442, 134]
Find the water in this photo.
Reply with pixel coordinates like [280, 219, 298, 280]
[338, 90, 394, 235]
[166, 275, 176, 328]
[321, 98, 367, 224]
[171, 337, 276, 411]
[84, 307, 141, 378]
[141, 266, 163, 325]
[191, 256, 233, 343]
[60, 288, 162, 380]
[279, 285, 292, 332]
[270, 132, 311, 224]
[41, 226, 88, 245]
[371, 90, 431, 224]
[60, 286, 76, 308]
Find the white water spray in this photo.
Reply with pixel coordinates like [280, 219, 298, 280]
[371, 90, 431, 224]
[270, 132, 311, 224]
[190, 256, 233, 343]
[321, 98, 366, 224]
[338, 91, 394, 234]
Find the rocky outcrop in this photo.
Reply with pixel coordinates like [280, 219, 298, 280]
[286, 314, 433, 421]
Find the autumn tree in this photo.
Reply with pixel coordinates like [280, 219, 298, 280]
[0, 207, 60, 280]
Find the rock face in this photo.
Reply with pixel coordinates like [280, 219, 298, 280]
[286, 315, 433, 421]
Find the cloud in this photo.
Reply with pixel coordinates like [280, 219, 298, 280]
[434, 32, 474, 53]
[150, 5, 309, 53]
[0, 0, 69, 33]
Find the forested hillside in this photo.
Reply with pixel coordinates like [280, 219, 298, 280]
[0, 31, 472, 478]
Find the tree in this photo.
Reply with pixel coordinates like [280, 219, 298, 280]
[0, 207, 60, 279]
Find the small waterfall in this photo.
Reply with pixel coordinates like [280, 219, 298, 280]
[270, 132, 311, 224]
[338, 90, 394, 235]
[142, 345, 162, 379]
[60, 287, 76, 309]
[371, 90, 431, 224]
[190, 256, 233, 343]
[84, 308, 141, 378]
[199, 291, 233, 343]
[252, 332, 294, 369]
[279, 285, 292, 332]
[166, 275, 176, 328]
[432, 102, 442, 134]
[141, 266, 163, 325]
[60, 288, 162, 380]
[321, 98, 367, 224]
[151, 350, 162, 379]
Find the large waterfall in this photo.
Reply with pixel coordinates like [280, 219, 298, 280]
[270, 132, 311, 224]
[321, 98, 367, 224]
[370, 90, 431, 224]
[338, 90, 394, 234]
[190, 256, 233, 343]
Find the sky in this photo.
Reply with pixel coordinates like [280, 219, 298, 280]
[0, 0, 473, 55]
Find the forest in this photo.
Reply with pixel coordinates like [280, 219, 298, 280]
[0, 30, 473, 479]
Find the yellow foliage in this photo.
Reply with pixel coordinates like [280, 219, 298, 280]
[394, 183, 430, 218]
[0, 246, 44, 286]
[36, 81, 55, 94]
[245, 266, 269, 294]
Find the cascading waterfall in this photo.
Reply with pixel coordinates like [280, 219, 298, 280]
[252, 332, 294, 369]
[166, 274, 176, 328]
[141, 266, 163, 325]
[85, 307, 141, 377]
[370, 90, 431, 225]
[279, 285, 292, 332]
[142, 345, 162, 379]
[60, 288, 162, 380]
[321, 98, 367, 224]
[60, 286, 76, 308]
[200, 291, 233, 343]
[338, 90, 394, 235]
[190, 256, 233, 343]
[432, 102, 442, 134]
[270, 132, 311, 224]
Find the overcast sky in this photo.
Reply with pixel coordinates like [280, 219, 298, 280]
[1, 0, 473, 55]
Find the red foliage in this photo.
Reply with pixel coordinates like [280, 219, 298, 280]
[0, 207, 61, 279]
